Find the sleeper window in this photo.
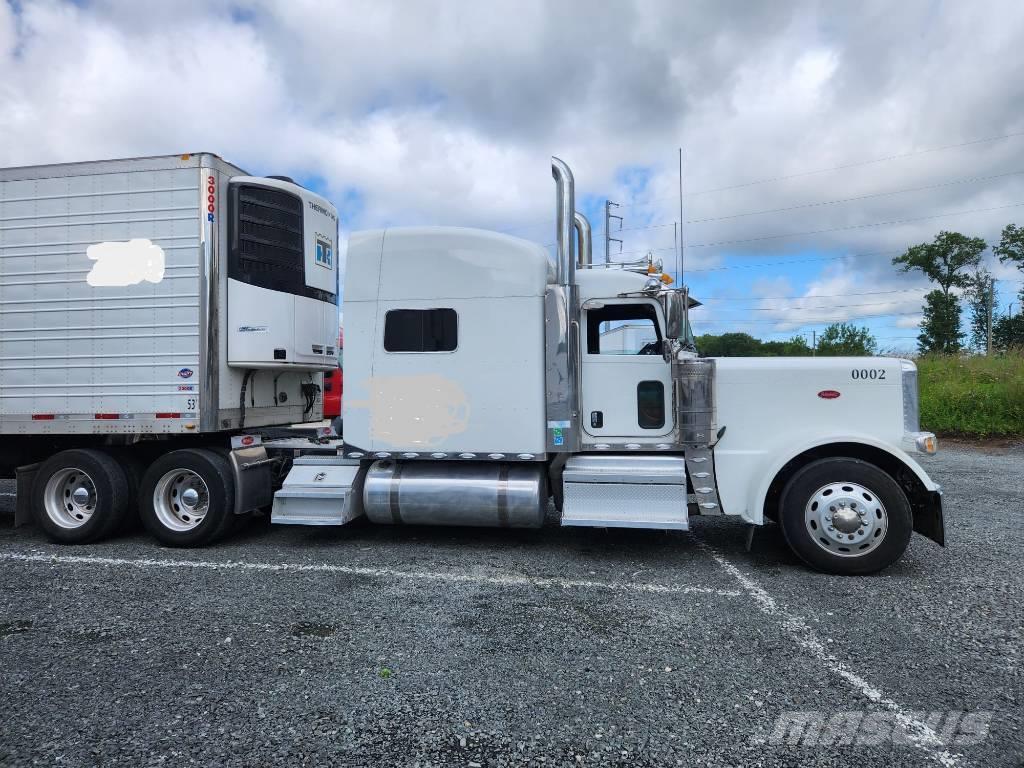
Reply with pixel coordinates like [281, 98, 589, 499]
[384, 309, 458, 352]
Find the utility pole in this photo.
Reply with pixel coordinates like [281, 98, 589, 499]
[812, 330, 817, 357]
[677, 148, 685, 286]
[987, 276, 995, 355]
[604, 200, 622, 263]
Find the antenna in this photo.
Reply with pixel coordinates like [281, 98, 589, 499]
[678, 148, 685, 286]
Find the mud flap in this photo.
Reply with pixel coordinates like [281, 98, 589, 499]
[912, 489, 945, 547]
[14, 463, 39, 528]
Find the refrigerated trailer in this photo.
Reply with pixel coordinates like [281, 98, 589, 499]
[2, 154, 944, 574]
[0, 153, 339, 546]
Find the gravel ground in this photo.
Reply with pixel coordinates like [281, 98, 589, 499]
[0, 445, 1020, 767]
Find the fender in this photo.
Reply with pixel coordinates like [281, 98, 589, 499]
[715, 432, 939, 526]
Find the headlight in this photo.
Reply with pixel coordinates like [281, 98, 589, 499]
[901, 360, 919, 433]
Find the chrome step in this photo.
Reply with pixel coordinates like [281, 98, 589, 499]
[271, 456, 365, 526]
[685, 447, 723, 515]
[560, 454, 688, 530]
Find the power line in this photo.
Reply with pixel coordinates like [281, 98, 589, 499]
[615, 129, 1024, 208]
[699, 287, 928, 301]
[593, 170, 1024, 235]
[687, 254, 858, 273]
[714, 300, 924, 312]
[690, 310, 924, 324]
[615, 200, 1024, 256]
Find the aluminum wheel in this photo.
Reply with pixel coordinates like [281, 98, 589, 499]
[42, 468, 97, 529]
[804, 481, 887, 558]
[152, 469, 210, 532]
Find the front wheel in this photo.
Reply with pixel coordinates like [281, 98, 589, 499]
[139, 448, 235, 547]
[778, 458, 912, 575]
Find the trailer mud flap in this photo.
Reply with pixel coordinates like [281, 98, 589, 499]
[913, 489, 945, 547]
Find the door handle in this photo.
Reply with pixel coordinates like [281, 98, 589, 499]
[590, 411, 603, 428]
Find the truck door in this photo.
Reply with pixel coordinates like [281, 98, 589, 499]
[581, 299, 673, 439]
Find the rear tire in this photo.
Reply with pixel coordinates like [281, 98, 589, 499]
[110, 449, 146, 532]
[778, 457, 912, 575]
[32, 449, 129, 544]
[139, 448, 235, 548]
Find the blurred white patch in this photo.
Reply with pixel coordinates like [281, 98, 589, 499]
[86, 238, 166, 287]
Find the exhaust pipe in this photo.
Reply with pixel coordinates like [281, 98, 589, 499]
[573, 212, 592, 268]
[551, 157, 575, 286]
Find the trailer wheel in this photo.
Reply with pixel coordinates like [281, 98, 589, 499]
[139, 449, 235, 548]
[32, 449, 129, 544]
[778, 457, 912, 575]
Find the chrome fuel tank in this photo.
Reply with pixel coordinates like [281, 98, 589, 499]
[363, 461, 547, 528]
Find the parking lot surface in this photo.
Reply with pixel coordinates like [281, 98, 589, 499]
[0, 444, 1021, 767]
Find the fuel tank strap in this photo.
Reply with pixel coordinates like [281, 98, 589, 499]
[388, 462, 403, 524]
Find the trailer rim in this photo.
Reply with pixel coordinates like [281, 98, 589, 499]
[152, 469, 210, 532]
[42, 467, 97, 529]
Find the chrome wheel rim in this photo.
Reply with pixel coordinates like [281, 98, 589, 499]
[43, 468, 97, 529]
[804, 481, 887, 558]
[152, 469, 210, 532]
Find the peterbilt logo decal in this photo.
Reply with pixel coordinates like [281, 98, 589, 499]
[177, 368, 194, 379]
[818, 390, 841, 399]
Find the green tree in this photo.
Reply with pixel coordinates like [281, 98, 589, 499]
[762, 335, 813, 356]
[918, 290, 963, 353]
[815, 322, 878, 355]
[892, 230, 987, 296]
[993, 312, 1024, 351]
[695, 332, 763, 357]
[964, 268, 993, 352]
[994, 223, 1024, 305]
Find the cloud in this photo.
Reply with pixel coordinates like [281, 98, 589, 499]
[2, 0, 1024, 333]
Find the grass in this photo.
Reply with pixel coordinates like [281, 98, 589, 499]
[917, 352, 1024, 438]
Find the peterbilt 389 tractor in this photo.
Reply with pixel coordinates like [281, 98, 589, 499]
[0, 153, 942, 574]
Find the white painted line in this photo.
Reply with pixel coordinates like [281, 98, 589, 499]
[693, 535, 961, 768]
[0, 551, 741, 598]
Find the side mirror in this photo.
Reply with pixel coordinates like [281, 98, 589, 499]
[665, 291, 685, 340]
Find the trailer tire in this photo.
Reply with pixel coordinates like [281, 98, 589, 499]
[32, 449, 130, 544]
[110, 449, 146, 532]
[778, 457, 912, 575]
[139, 448, 235, 548]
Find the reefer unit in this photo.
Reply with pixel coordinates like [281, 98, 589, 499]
[0, 153, 340, 436]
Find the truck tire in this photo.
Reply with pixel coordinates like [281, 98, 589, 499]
[109, 448, 146, 532]
[778, 457, 912, 575]
[32, 449, 130, 544]
[139, 448, 236, 548]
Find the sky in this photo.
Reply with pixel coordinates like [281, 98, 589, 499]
[2, 0, 1024, 352]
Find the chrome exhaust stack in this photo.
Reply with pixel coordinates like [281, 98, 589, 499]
[574, 211, 592, 268]
[551, 157, 575, 286]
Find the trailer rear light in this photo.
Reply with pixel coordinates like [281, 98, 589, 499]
[31, 414, 55, 421]
[94, 413, 119, 420]
[155, 412, 181, 419]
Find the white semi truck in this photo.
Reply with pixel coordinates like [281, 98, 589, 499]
[1, 154, 943, 574]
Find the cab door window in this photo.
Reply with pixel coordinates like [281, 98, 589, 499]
[586, 303, 663, 355]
